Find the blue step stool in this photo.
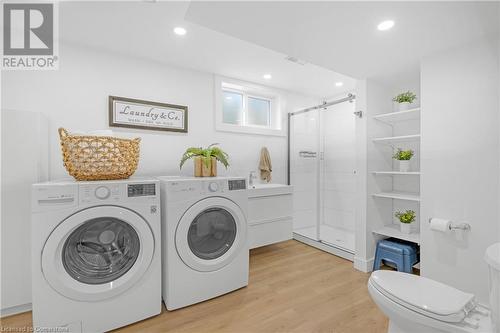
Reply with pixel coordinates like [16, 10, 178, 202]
[373, 238, 419, 273]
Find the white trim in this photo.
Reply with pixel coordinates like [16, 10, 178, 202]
[293, 233, 354, 262]
[1, 303, 32, 318]
[248, 216, 293, 226]
[214, 75, 285, 137]
[354, 256, 374, 273]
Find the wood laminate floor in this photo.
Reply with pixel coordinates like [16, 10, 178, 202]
[1, 240, 388, 333]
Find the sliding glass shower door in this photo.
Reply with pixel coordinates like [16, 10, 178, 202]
[289, 98, 357, 253]
[289, 109, 320, 241]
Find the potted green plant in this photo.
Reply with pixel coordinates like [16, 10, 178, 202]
[392, 91, 417, 111]
[395, 210, 416, 234]
[180, 144, 229, 177]
[392, 148, 414, 172]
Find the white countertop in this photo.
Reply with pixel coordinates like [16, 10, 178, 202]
[248, 183, 293, 198]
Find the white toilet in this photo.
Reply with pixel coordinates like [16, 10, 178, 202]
[368, 242, 500, 333]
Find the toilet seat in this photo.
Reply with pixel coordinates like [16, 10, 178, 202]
[370, 271, 477, 323]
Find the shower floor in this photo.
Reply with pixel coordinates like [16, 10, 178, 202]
[295, 225, 355, 253]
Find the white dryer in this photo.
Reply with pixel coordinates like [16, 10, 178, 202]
[159, 176, 248, 310]
[31, 178, 161, 332]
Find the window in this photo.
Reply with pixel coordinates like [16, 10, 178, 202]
[221, 91, 271, 127]
[222, 91, 243, 125]
[247, 96, 270, 126]
[216, 76, 284, 136]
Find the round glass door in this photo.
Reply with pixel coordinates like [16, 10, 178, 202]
[188, 208, 237, 260]
[42, 206, 155, 301]
[175, 197, 247, 272]
[62, 217, 140, 285]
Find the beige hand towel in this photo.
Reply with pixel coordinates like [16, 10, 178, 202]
[259, 147, 272, 182]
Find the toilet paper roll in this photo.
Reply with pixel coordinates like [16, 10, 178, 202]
[430, 218, 451, 233]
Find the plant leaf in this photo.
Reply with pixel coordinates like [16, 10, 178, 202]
[179, 147, 203, 169]
[211, 147, 229, 168]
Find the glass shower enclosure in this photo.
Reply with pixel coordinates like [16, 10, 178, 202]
[288, 94, 357, 257]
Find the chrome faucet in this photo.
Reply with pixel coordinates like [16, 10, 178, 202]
[249, 171, 257, 187]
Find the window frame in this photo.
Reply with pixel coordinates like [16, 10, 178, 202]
[215, 76, 285, 136]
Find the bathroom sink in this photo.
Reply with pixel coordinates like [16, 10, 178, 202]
[248, 183, 293, 197]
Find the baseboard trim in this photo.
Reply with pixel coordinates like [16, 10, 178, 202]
[1, 303, 32, 318]
[293, 233, 354, 262]
[354, 256, 374, 273]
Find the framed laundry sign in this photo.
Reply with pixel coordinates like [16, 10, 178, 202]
[109, 96, 188, 133]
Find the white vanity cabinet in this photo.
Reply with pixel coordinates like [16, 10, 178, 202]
[247, 184, 293, 249]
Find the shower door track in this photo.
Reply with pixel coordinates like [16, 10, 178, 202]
[293, 232, 354, 262]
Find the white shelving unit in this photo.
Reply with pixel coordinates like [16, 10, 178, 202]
[372, 224, 420, 243]
[372, 134, 421, 145]
[370, 105, 421, 246]
[373, 108, 420, 125]
[372, 191, 420, 202]
[372, 171, 420, 176]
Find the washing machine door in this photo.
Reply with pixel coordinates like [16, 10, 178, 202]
[41, 206, 155, 301]
[175, 197, 247, 272]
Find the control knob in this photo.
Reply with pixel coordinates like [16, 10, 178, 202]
[208, 182, 219, 192]
[95, 186, 111, 199]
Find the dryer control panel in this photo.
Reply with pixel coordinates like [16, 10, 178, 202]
[163, 177, 247, 202]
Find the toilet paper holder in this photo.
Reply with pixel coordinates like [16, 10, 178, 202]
[428, 218, 472, 232]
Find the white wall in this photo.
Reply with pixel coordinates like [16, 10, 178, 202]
[421, 37, 499, 303]
[2, 43, 317, 183]
[354, 80, 369, 271]
[359, 80, 394, 271]
[1, 111, 48, 316]
[498, 6, 500, 244]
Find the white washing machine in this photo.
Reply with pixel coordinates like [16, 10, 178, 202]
[31, 178, 161, 332]
[159, 176, 248, 310]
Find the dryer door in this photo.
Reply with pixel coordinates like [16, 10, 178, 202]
[42, 206, 155, 301]
[175, 197, 247, 272]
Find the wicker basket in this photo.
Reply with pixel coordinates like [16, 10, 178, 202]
[58, 128, 140, 181]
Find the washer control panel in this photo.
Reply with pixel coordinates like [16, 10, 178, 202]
[81, 184, 120, 203]
[228, 179, 246, 191]
[79, 182, 157, 204]
[128, 183, 156, 197]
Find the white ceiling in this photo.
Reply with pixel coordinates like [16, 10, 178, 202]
[186, 1, 499, 85]
[58, 1, 356, 98]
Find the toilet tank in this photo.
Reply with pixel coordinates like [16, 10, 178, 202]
[485, 243, 500, 333]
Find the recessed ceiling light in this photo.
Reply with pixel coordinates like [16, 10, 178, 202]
[263, 74, 272, 80]
[377, 20, 394, 31]
[174, 27, 187, 36]
[335, 82, 344, 87]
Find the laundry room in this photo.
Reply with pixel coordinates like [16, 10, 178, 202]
[2, 1, 500, 333]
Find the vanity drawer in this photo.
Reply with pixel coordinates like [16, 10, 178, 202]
[249, 217, 293, 249]
[248, 194, 292, 224]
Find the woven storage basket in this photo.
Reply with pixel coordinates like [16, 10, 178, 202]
[58, 128, 140, 181]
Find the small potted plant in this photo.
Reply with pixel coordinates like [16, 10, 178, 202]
[180, 144, 229, 177]
[392, 91, 417, 111]
[395, 210, 416, 234]
[392, 148, 414, 172]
